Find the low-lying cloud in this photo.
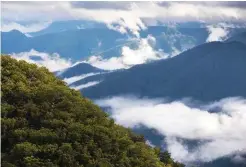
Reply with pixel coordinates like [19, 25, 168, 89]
[96, 96, 246, 163]
[84, 35, 169, 70]
[63, 72, 101, 85]
[10, 49, 72, 72]
[71, 81, 101, 90]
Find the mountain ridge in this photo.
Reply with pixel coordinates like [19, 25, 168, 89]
[82, 41, 246, 102]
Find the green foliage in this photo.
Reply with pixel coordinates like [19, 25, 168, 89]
[1, 55, 184, 167]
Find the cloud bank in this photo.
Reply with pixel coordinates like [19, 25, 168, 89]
[96, 96, 246, 163]
[2, 2, 246, 36]
[10, 49, 72, 72]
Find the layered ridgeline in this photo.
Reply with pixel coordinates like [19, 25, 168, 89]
[82, 40, 246, 102]
[0, 22, 218, 61]
[1, 55, 184, 167]
[55, 63, 108, 90]
[1, 29, 126, 60]
[2, 21, 246, 61]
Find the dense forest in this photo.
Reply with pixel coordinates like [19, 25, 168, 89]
[1, 55, 184, 167]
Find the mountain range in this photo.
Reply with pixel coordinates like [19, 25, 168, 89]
[77, 39, 246, 102]
[2, 21, 246, 62]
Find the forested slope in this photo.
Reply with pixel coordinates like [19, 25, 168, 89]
[1, 55, 183, 167]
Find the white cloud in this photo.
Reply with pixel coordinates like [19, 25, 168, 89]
[206, 22, 246, 42]
[71, 81, 101, 90]
[10, 49, 72, 72]
[2, 2, 246, 36]
[206, 24, 229, 42]
[84, 35, 168, 70]
[1, 21, 51, 33]
[63, 72, 101, 85]
[96, 96, 246, 163]
[85, 56, 127, 70]
[146, 140, 156, 148]
[24, 33, 32, 37]
[107, 23, 128, 35]
[106, 16, 146, 38]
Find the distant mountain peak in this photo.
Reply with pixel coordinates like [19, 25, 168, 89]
[57, 62, 106, 79]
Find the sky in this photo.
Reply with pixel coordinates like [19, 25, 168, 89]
[2, 2, 246, 23]
[2, 1, 246, 36]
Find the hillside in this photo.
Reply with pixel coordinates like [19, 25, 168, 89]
[83, 41, 246, 102]
[1, 30, 29, 53]
[1, 55, 184, 167]
[57, 62, 106, 79]
[226, 31, 246, 45]
[1, 29, 126, 60]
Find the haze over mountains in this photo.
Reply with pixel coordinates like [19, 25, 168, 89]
[2, 21, 246, 62]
